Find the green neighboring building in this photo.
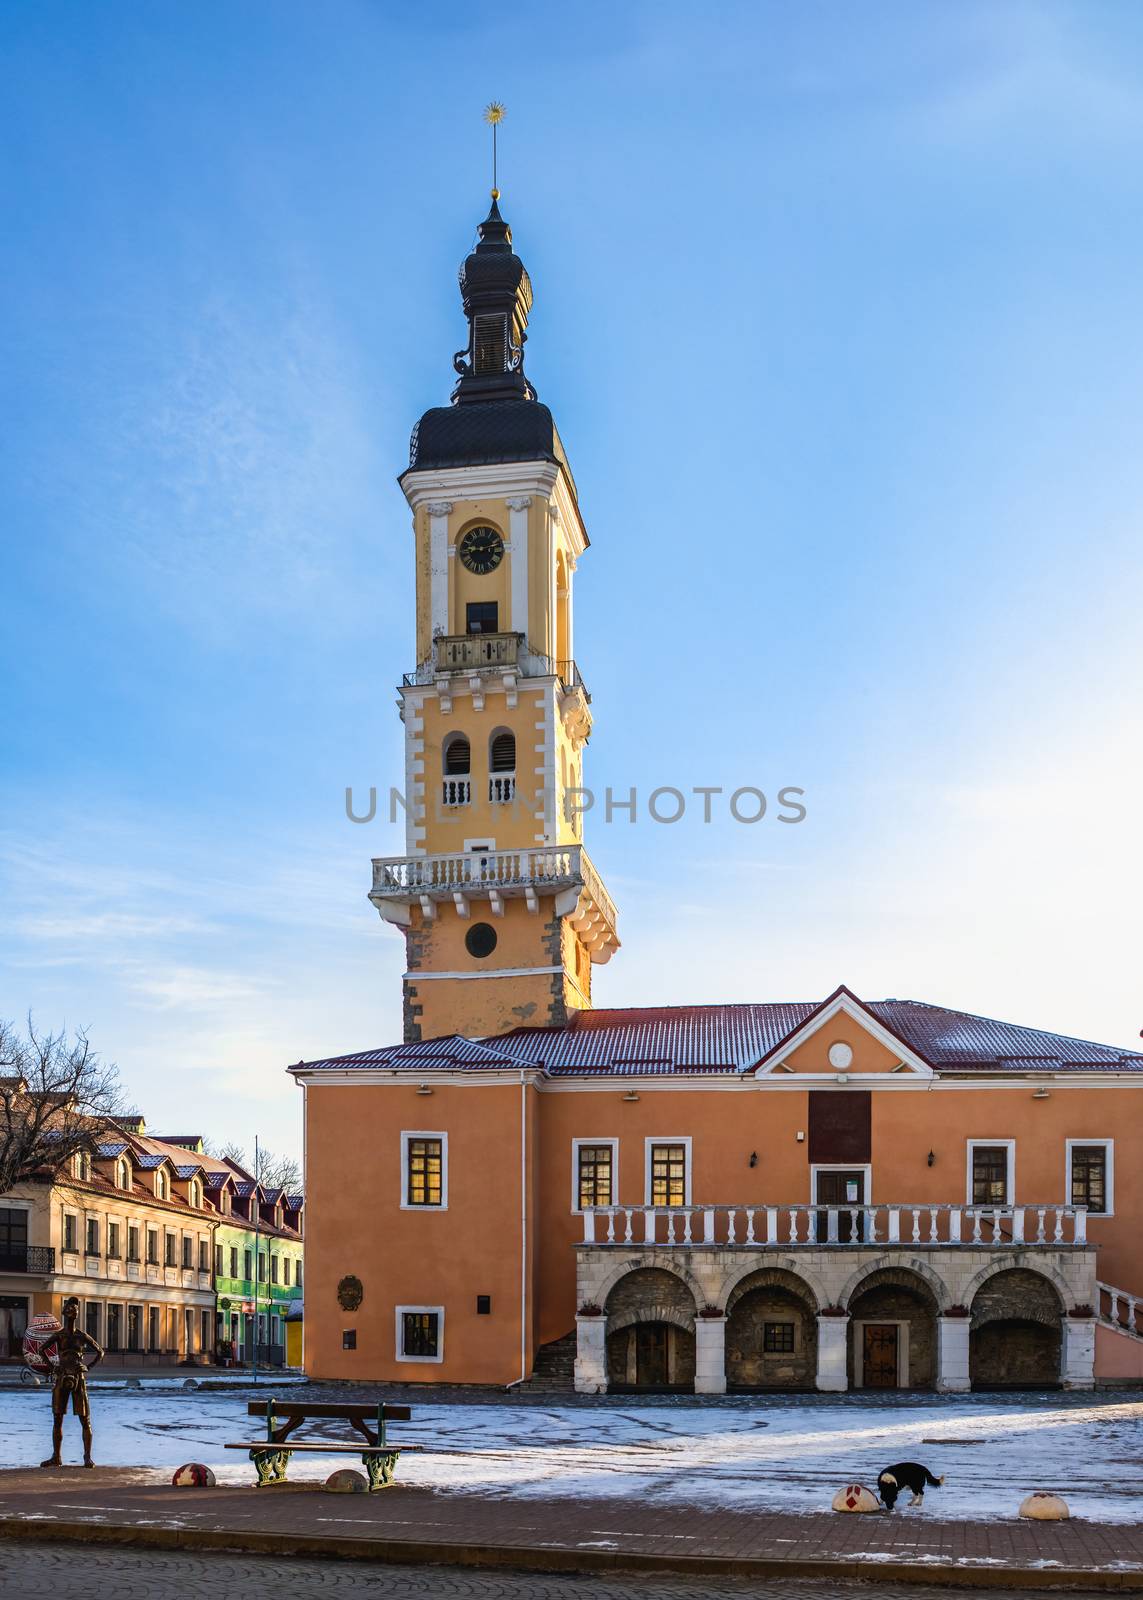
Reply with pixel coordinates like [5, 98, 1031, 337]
[212, 1179, 304, 1367]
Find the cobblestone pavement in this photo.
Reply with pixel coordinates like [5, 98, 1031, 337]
[0, 1542, 1112, 1598]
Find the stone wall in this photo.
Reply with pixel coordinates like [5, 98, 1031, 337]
[971, 1320, 1061, 1387]
[604, 1266, 696, 1330]
[971, 1268, 1062, 1329]
[726, 1287, 816, 1389]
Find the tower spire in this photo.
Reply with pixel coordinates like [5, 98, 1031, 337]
[484, 101, 506, 200]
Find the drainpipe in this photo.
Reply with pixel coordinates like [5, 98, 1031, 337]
[520, 1073, 528, 1383]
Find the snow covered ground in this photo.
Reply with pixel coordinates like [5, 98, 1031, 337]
[2, 1389, 1140, 1522]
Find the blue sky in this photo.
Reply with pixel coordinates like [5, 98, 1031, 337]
[3, 0, 1142, 1158]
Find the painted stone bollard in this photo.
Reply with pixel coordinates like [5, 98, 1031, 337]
[172, 1463, 217, 1487]
[832, 1483, 880, 1513]
[1019, 1492, 1070, 1521]
[326, 1468, 369, 1493]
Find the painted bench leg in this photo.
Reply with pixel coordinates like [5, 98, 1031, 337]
[363, 1450, 400, 1491]
[249, 1448, 292, 1486]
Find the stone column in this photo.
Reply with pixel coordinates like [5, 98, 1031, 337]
[815, 1314, 849, 1391]
[936, 1315, 971, 1392]
[505, 496, 531, 639]
[1061, 1315, 1096, 1389]
[426, 500, 453, 645]
[694, 1315, 727, 1395]
[574, 1315, 607, 1394]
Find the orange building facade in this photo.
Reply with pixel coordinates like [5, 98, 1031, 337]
[294, 195, 1143, 1395]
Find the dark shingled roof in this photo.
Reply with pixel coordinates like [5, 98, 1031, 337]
[404, 401, 577, 498]
[290, 993, 1143, 1079]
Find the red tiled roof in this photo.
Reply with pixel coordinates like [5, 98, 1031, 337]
[290, 994, 1143, 1078]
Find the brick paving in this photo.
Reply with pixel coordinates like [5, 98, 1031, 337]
[0, 1540, 1118, 1600]
[0, 1469, 1139, 1589]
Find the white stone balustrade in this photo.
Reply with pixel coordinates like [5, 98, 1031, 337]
[580, 1202, 1088, 1249]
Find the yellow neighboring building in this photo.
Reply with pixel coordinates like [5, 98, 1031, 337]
[368, 194, 618, 1042]
[0, 1118, 223, 1364]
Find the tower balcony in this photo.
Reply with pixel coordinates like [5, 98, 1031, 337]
[370, 843, 619, 962]
[402, 637, 591, 740]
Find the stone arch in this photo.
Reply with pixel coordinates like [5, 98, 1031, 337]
[961, 1258, 1069, 1314]
[838, 1255, 951, 1313]
[969, 1268, 1064, 1389]
[604, 1268, 697, 1391]
[592, 1256, 706, 1315]
[719, 1261, 824, 1316]
[725, 1269, 818, 1391]
[847, 1265, 941, 1390]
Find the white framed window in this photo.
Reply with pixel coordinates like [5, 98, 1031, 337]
[395, 1304, 445, 1363]
[644, 1137, 692, 1207]
[966, 1140, 1015, 1206]
[1066, 1139, 1113, 1217]
[400, 1132, 448, 1210]
[572, 1138, 618, 1212]
[154, 1169, 168, 1201]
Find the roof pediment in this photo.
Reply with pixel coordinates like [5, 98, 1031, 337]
[752, 986, 935, 1079]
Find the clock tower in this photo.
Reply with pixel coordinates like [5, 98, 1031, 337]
[370, 193, 619, 1042]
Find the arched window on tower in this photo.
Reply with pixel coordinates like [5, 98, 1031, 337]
[489, 730, 516, 804]
[442, 734, 472, 807]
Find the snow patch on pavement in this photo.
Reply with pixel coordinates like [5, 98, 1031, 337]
[0, 1390, 1139, 1523]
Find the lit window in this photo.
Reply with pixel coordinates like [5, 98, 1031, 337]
[404, 1136, 445, 1208]
[576, 1144, 614, 1209]
[649, 1143, 688, 1208]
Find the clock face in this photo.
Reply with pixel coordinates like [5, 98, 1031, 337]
[458, 524, 504, 575]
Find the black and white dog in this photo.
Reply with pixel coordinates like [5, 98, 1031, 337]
[877, 1462, 944, 1509]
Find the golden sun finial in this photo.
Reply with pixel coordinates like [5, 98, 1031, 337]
[483, 102, 506, 197]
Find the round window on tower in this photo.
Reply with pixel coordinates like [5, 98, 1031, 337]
[465, 922, 498, 959]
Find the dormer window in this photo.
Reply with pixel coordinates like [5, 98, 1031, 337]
[154, 1169, 168, 1201]
[73, 1152, 91, 1182]
[116, 1158, 131, 1190]
[189, 1179, 200, 1209]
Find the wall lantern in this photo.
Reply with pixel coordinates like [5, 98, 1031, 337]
[749, 1152, 758, 1168]
[416, 1083, 434, 1096]
[1032, 1086, 1051, 1100]
[622, 1090, 640, 1103]
[796, 1131, 805, 1143]
[927, 1150, 935, 1167]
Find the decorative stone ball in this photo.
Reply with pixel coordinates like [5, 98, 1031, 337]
[1019, 1492, 1070, 1521]
[171, 1463, 216, 1488]
[325, 1468, 369, 1493]
[832, 1483, 880, 1513]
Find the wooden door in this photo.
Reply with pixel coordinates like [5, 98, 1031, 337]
[863, 1323, 899, 1388]
[635, 1323, 669, 1387]
[815, 1169, 866, 1241]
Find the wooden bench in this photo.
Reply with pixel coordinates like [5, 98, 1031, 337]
[225, 1399, 419, 1490]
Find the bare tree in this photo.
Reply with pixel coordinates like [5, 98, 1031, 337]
[0, 1017, 127, 1194]
[205, 1138, 302, 1194]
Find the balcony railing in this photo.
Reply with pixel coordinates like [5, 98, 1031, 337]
[580, 1203, 1089, 1249]
[373, 844, 616, 928]
[441, 777, 471, 807]
[403, 636, 589, 699]
[489, 773, 515, 804]
[1098, 1280, 1143, 1337]
[435, 632, 521, 672]
[0, 1246, 56, 1274]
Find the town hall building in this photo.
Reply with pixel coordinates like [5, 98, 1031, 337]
[292, 190, 1143, 1395]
